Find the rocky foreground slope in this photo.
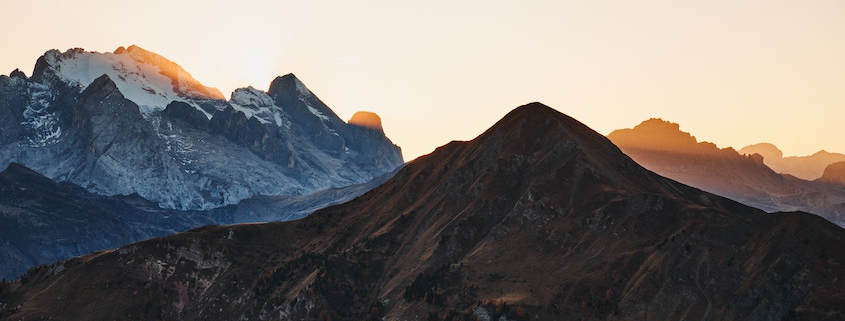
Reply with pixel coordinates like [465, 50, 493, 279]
[1, 103, 843, 320]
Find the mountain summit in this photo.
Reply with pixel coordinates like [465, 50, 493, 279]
[3, 103, 842, 320]
[32, 45, 224, 118]
[348, 111, 384, 131]
[606, 118, 702, 153]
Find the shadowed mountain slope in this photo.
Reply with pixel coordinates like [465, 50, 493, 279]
[1, 103, 843, 320]
[0, 163, 396, 281]
[0, 163, 217, 281]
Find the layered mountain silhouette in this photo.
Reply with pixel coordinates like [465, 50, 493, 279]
[0, 46, 402, 210]
[608, 118, 845, 226]
[2, 103, 843, 320]
[0, 162, 396, 280]
[740, 143, 845, 180]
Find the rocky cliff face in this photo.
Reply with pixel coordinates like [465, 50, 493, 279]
[0, 47, 403, 210]
[3, 103, 843, 320]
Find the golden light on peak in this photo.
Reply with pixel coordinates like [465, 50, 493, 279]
[348, 111, 383, 132]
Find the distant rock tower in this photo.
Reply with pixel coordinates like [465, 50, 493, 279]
[818, 161, 845, 185]
[348, 111, 384, 132]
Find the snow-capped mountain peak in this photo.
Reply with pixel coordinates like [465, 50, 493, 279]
[267, 73, 341, 125]
[35, 46, 224, 119]
[230, 86, 274, 107]
[1, 46, 403, 211]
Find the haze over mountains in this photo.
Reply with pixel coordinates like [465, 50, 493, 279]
[0, 46, 402, 211]
[819, 162, 845, 185]
[739, 143, 845, 181]
[608, 118, 845, 226]
[2, 103, 843, 320]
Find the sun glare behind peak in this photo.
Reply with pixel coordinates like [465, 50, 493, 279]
[230, 45, 280, 94]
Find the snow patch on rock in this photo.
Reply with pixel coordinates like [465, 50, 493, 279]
[20, 82, 62, 146]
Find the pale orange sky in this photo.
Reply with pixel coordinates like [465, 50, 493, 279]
[1, 0, 843, 161]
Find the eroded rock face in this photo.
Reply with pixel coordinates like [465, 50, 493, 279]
[0, 48, 403, 210]
[4, 103, 843, 320]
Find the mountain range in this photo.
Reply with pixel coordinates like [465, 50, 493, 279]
[608, 118, 845, 227]
[0, 46, 402, 211]
[739, 143, 845, 181]
[2, 103, 842, 320]
[0, 46, 404, 280]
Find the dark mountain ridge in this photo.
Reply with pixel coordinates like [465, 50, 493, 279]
[2, 103, 843, 320]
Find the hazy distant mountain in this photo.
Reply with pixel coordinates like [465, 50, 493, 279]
[818, 161, 845, 186]
[739, 143, 845, 180]
[608, 119, 845, 226]
[0, 46, 403, 210]
[3, 103, 843, 320]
